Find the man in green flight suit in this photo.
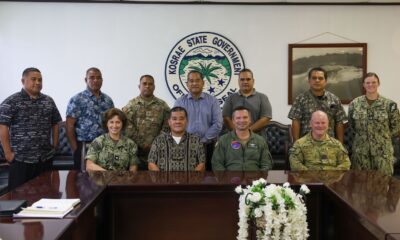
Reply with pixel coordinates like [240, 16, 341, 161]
[212, 106, 273, 171]
[289, 110, 351, 171]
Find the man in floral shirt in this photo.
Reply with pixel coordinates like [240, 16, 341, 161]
[66, 67, 114, 170]
[148, 107, 205, 171]
[288, 67, 346, 143]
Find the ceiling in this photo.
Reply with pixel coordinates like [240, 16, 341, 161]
[7, 0, 400, 3]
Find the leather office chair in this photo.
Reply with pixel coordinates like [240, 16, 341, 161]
[52, 121, 74, 170]
[264, 121, 293, 170]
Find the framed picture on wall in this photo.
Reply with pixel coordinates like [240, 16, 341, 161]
[288, 43, 367, 104]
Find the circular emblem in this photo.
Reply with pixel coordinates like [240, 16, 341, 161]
[165, 32, 245, 106]
[231, 140, 241, 150]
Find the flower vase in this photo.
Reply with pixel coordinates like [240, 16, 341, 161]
[236, 179, 310, 240]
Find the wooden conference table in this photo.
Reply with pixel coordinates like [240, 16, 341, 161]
[0, 218, 74, 240]
[0, 170, 399, 240]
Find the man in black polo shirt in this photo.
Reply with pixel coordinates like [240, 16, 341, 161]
[0, 68, 62, 190]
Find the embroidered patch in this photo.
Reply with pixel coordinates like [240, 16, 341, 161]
[248, 143, 257, 149]
[231, 141, 241, 150]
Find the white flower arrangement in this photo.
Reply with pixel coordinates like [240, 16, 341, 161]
[236, 178, 310, 240]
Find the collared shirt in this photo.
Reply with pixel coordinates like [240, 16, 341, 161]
[222, 89, 272, 130]
[348, 95, 400, 176]
[288, 90, 346, 138]
[85, 133, 139, 171]
[122, 95, 170, 149]
[148, 132, 205, 171]
[66, 88, 114, 141]
[211, 131, 273, 171]
[174, 92, 222, 143]
[0, 89, 62, 163]
[289, 132, 350, 171]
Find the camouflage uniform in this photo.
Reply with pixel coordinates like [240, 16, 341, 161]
[122, 96, 170, 166]
[288, 90, 346, 138]
[85, 134, 139, 171]
[348, 95, 400, 176]
[289, 132, 351, 170]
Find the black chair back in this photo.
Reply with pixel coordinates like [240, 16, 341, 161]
[53, 122, 74, 170]
[264, 121, 293, 170]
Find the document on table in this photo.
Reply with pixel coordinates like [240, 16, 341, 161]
[13, 198, 80, 218]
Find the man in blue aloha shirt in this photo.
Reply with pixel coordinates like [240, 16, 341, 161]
[66, 67, 114, 170]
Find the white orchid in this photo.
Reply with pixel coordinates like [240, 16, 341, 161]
[252, 179, 260, 186]
[249, 192, 262, 203]
[236, 179, 310, 240]
[258, 178, 267, 185]
[254, 207, 263, 218]
[300, 184, 310, 194]
[235, 185, 244, 194]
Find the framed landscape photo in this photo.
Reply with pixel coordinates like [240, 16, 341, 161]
[288, 43, 367, 104]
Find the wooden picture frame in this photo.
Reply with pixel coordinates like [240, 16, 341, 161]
[288, 43, 367, 104]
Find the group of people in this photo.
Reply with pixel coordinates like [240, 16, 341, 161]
[289, 68, 400, 176]
[0, 66, 399, 191]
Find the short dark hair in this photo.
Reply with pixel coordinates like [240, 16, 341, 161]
[363, 72, 380, 84]
[308, 67, 327, 80]
[22, 67, 41, 77]
[139, 74, 154, 83]
[86, 67, 101, 76]
[102, 108, 127, 132]
[239, 68, 254, 78]
[170, 106, 188, 118]
[232, 105, 251, 118]
[187, 70, 204, 80]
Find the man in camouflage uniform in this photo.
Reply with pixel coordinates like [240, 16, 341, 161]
[122, 75, 170, 170]
[288, 67, 346, 143]
[289, 111, 350, 170]
[148, 107, 205, 171]
[348, 72, 400, 176]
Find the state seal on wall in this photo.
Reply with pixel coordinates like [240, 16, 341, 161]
[165, 32, 245, 105]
